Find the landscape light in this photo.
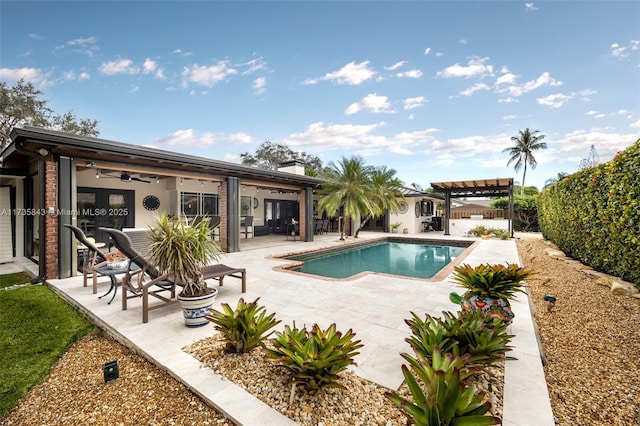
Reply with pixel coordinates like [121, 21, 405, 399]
[103, 360, 119, 383]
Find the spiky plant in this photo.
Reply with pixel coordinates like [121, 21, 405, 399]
[148, 212, 221, 297]
[265, 323, 363, 389]
[451, 263, 532, 300]
[386, 347, 500, 426]
[207, 298, 280, 353]
[406, 310, 515, 369]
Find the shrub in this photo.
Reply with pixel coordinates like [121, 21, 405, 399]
[265, 323, 363, 389]
[206, 298, 280, 353]
[537, 139, 640, 286]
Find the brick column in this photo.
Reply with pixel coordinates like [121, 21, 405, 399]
[219, 181, 227, 252]
[299, 190, 306, 240]
[44, 160, 58, 279]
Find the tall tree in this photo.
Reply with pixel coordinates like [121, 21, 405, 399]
[317, 157, 404, 239]
[578, 144, 600, 170]
[240, 140, 323, 175]
[0, 79, 99, 150]
[503, 128, 548, 195]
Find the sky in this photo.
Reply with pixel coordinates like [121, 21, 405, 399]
[1, 1, 639, 190]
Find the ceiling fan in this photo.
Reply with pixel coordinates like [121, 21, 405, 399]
[120, 172, 151, 183]
[98, 171, 150, 183]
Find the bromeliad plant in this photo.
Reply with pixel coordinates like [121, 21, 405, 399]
[386, 346, 500, 426]
[265, 323, 363, 390]
[207, 298, 280, 353]
[450, 263, 532, 300]
[405, 310, 515, 369]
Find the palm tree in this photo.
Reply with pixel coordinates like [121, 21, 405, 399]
[503, 128, 548, 195]
[543, 171, 568, 189]
[317, 157, 404, 239]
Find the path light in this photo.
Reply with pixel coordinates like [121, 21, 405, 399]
[544, 294, 556, 313]
[103, 360, 119, 383]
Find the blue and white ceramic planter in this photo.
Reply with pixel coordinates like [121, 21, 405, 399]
[177, 289, 218, 327]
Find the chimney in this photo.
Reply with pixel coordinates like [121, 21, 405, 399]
[278, 160, 305, 176]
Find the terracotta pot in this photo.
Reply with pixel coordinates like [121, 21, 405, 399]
[460, 293, 514, 323]
[177, 289, 218, 327]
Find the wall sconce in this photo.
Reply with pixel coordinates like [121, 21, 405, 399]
[200, 180, 204, 187]
[95, 169, 100, 179]
[38, 148, 49, 156]
[156, 176, 160, 184]
[180, 177, 183, 185]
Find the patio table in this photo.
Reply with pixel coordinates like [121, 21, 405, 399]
[94, 262, 140, 304]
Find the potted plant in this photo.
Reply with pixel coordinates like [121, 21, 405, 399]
[148, 212, 222, 327]
[449, 263, 532, 323]
[390, 222, 402, 233]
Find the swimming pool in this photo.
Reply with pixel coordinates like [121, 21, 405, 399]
[282, 238, 473, 280]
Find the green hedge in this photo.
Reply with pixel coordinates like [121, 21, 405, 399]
[537, 139, 640, 287]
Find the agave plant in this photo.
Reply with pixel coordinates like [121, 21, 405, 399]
[206, 297, 281, 353]
[386, 346, 500, 426]
[265, 323, 363, 389]
[405, 310, 515, 369]
[451, 263, 532, 300]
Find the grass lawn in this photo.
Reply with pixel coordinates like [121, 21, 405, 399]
[0, 283, 96, 417]
[0, 272, 33, 289]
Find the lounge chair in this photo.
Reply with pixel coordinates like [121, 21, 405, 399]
[99, 227, 247, 323]
[64, 224, 110, 293]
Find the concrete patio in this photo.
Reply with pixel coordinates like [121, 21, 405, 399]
[39, 231, 553, 425]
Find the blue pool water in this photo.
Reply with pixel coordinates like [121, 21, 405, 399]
[287, 240, 469, 279]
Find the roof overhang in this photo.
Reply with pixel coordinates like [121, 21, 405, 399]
[3, 126, 325, 189]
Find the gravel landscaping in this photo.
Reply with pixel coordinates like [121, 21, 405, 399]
[2, 235, 639, 425]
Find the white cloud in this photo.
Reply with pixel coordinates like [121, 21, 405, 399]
[630, 120, 640, 128]
[99, 59, 140, 75]
[408, 113, 415, 120]
[181, 60, 238, 87]
[537, 93, 571, 108]
[525, 3, 538, 12]
[610, 40, 639, 58]
[155, 129, 215, 147]
[345, 93, 392, 115]
[424, 47, 431, 56]
[284, 121, 383, 150]
[500, 71, 562, 96]
[142, 58, 165, 79]
[435, 52, 444, 57]
[384, 61, 405, 71]
[502, 115, 517, 120]
[498, 97, 519, 103]
[227, 132, 254, 144]
[436, 57, 493, 79]
[458, 39, 468, 45]
[253, 77, 266, 95]
[396, 69, 423, 79]
[315, 61, 376, 85]
[65, 36, 99, 57]
[426, 134, 508, 160]
[585, 110, 600, 116]
[0, 67, 52, 87]
[78, 72, 90, 80]
[403, 96, 426, 110]
[460, 83, 490, 96]
[172, 49, 193, 57]
[239, 57, 267, 75]
[556, 129, 637, 159]
[28, 33, 43, 39]
[495, 72, 517, 85]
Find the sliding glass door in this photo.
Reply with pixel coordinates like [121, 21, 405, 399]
[77, 187, 134, 242]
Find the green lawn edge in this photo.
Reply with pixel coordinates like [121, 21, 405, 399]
[0, 284, 96, 418]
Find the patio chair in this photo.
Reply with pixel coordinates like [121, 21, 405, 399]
[64, 224, 110, 293]
[209, 215, 221, 240]
[100, 227, 247, 323]
[242, 216, 254, 239]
